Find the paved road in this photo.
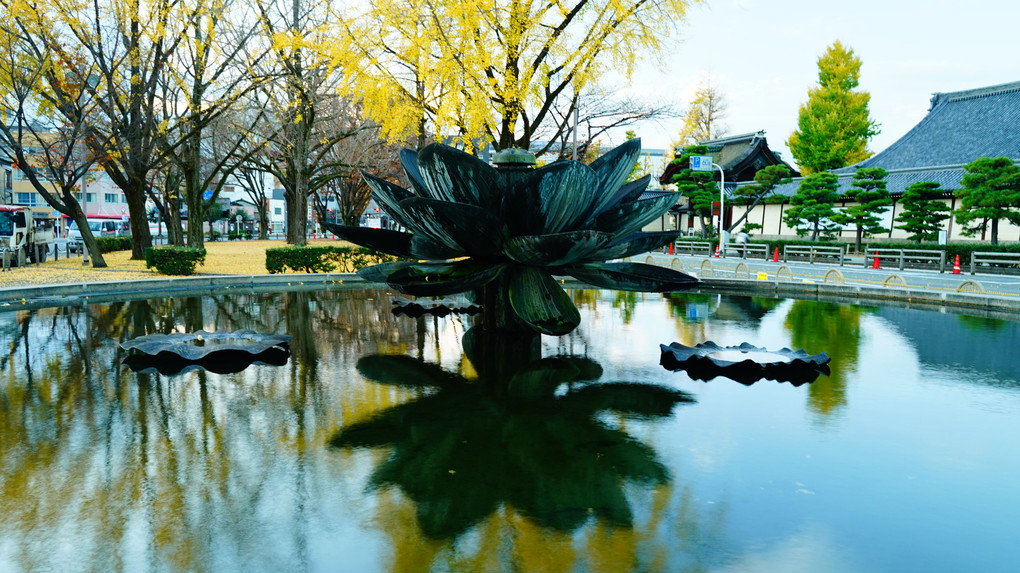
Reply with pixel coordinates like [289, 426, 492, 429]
[642, 252, 1020, 298]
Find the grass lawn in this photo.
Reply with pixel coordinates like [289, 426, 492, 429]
[0, 239, 348, 289]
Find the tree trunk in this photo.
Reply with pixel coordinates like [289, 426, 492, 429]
[258, 206, 270, 240]
[72, 213, 107, 268]
[286, 179, 308, 246]
[991, 218, 999, 245]
[125, 179, 152, 260]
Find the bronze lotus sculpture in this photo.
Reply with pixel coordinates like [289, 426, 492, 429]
[325, 138, 698, 335]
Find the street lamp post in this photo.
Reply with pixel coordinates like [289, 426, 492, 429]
[690, 155, 727, 252]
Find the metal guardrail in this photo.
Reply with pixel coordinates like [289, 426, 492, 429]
[782, 244, 845, 265]
[864, 248, 947, 273]
[723, 243, 769, 260]
[970, 252, 1020, 275]
[673, 241, 713, 256]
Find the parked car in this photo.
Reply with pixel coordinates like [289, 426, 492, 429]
[68, 218, 130, 252]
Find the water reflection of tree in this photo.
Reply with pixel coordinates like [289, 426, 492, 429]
[0, 289, 421, 571]
[784, 300, 868, 417]
[0, 291, 733, 570]
[332, 346, 695, 541]
[613, 290, 640, 324]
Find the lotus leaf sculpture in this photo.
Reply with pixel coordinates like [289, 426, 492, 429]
[325, 138, 698, 335]
[659, 341, 831, 385]
[121, 330, 292, 375]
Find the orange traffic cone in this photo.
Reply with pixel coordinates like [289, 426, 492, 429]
[952, 254, 961, 274]
[669, 242, 674, 255]
[872, 254, 881, 269]
[714, 244, 720, 258]
[772, 247, 779, 262]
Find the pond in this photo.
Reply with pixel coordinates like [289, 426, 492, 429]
[1, 288, 1018, 572]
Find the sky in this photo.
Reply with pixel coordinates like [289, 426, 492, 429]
[614, 0, 1020, 169]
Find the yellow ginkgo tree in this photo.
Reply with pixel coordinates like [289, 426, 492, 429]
[331, 0, 700, 151]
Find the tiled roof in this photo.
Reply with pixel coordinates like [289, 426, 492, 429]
[842, 80, 1020, 171]
[767, 165, 965, 199]
[659, 130, 797, 184]
[768, 80, 1020, 200]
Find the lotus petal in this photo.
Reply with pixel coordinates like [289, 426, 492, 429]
[357, 261, 415, 283]
[502, 356, 602, 398]
[503, 230, 613, 266]
[357, 354, 464, 389]
[398, 197, 507, 257]
[594, 192, 681, 238]
[361, 171, 419, 231]
[417, 144, 502, 208]
[564, 262, 699, 292]
[508, 267, 580, 335]
[409, 235, 463, 260]
[399, 148, 428, 195]
[598, 231, 684, 261]
[589, 138, 642, 213]
[559, 382, 695, 417]
[386, 261, 504, 296]
[321, 224, 417, 259]
[530, 161, 600, 234]
[592, 175, 651, 218]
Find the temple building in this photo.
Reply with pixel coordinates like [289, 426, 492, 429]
[742, 80, 1020, 241]
[654, 130, 797, 235]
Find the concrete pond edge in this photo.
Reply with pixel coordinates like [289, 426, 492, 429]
[2, 273, 1019, 315]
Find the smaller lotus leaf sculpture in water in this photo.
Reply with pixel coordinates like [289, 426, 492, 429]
[390, 296, 482, 318]
[660, 341, 831, 386]
[324, 138, 699, 335]
[121, 330, 292, 375]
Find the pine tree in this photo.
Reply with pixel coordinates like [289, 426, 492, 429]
[830, 167, 890, 252]
[783, 172, 840, 241]
[954, 157, 1020, 245]
[670, 145, 719, 238]
[787, 41, 879, 174]
[895, 181, 950, 243]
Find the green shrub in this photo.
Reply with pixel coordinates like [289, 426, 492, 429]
[265, 245, 404, 274]
[96, 236, 132, 253]
[145, 246, 207, 275]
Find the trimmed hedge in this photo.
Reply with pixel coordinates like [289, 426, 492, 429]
[265, 245, 404, 274]
[95, 236, 132, 253]
[145, 246, 207, 275]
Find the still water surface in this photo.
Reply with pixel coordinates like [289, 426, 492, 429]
[1, 289, 1018, 572]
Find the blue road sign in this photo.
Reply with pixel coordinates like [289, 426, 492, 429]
[690, 155, 714, 172]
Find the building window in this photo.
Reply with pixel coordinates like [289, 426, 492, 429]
[274, 207, 282, 215]
[104, 193, 118, 203]
[15, 192, 38, 206]
[76, 192, 96, 203]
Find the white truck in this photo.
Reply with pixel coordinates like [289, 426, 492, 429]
[0, 205, 57, 267]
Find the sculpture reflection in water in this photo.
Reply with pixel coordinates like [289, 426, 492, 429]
[331, 327, 694, 540]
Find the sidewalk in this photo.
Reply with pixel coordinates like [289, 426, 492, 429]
[636, 251, 1020, 313]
